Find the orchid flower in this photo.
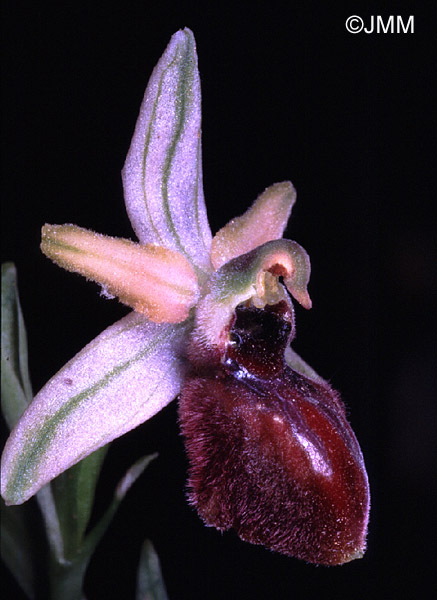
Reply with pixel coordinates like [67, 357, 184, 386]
[1, 29, 369, 566]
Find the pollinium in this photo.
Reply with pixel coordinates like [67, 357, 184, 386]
[179, 301, 369, 566]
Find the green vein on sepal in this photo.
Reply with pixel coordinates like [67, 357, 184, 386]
[124, 29, 212, 275]
[160, 33, 195, 253]
[142, 31, 196, 255]
[3, 332, 166, 505]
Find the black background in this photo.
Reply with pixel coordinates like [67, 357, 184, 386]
[2, 2, 435, 599]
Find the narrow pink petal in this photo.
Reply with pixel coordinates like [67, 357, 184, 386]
[122, 29, 212, 277]
[41, 224, 199, 323]
[210, 182, 296, 269]
[1, 312, 190, 505]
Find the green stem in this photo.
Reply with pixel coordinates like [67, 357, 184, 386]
[37, 484, 88, 599]
[49, 554, 88, 600]
[36, 485, 86, 600]
[48, 491, 119, 600]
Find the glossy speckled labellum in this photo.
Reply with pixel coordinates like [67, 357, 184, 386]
[179, 300, 370, 566]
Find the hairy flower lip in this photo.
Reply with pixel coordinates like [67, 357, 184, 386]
[180, 301, 370, 566]
[180, 370, 369, 565]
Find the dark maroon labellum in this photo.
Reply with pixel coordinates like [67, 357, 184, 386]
[179, 301, 370, 565]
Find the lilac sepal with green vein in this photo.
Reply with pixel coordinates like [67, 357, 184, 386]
[122, 28, 212, 277]
[1, 312, 189, 505]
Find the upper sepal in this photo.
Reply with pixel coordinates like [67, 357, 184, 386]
[122, 28, 212, 277]
[1, 312, 191, 505]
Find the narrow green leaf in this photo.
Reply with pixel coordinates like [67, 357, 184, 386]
[48, 454, 157, 600]
[35, 485, 65, 563]
[1, 263, 33, 430]
[115, 453, 158, 501]
[1, 498, 36, 599]
[1, 264, 37, 599]
[50, 446, 108, 559]
[83, 453, 157, 555]
[136, 539, 169, 600]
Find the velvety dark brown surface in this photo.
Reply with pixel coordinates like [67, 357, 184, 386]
[180, 303, 369, 565]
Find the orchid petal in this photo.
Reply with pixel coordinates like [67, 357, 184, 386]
[1, 312, 190, 505]
[122, 28, 212, 278]
[210, 182, 296, 269]
[41, 224, 199, 323]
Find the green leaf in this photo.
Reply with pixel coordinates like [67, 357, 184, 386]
[136, 539, 169, 600]
[1, 498, 36, 599]
[49, 454, 157, 600]
[50, 446, 108, 559]
[1, 264, 36, 598]
[85, 454, 158, 550]
[1, 263, 33, 430]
